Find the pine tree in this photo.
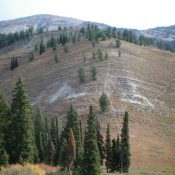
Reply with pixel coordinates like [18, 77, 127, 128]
[55, 116, 60, 165]
[121, 111, 130, 172]
[60, 105, 82, 169]
[7, 77, 36, 163]
[92, 51, 96, 59]
[105, 124, 112, 172]
[91, 66, 97, 80]
[115, 135, 121, 172]
[111, 139, 116, 172]
[82, 105, 100, 175]
[116, 39, 121, 48]
[99, 92, 110, 112]
[112, 138, 121, 172]
[10, 57, 14, 70]
[34, 107, 45, 163]
[96, 121, 105, 165]
[67, 129, 76, 171]
[0, 149, 9, 167]
[78, 68, 85, 83]
[0, 132, 9, 167]
[105, 51, 108, 60]
[40, 39, 45, 55]
[46, 132, 55, 165]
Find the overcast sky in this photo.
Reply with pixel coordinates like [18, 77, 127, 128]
[0, 0, 174, 29]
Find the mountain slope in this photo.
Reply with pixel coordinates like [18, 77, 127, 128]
[142, 25, 175, 41]
[0, 36, 175, 171]
[0, 14, 109, 34]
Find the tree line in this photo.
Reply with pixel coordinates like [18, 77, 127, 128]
[0, 29, 33, 48]
[0, 78, 130, 174]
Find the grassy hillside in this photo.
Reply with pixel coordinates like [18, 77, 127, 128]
[0, 34, 175, 172]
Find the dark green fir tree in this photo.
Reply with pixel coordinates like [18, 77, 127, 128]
[99, 92, 110, 112]
[121, 111, 130, 173]
[105, 124, 112, 172]
[7, 77, 36, 163]
[82, 105, 100, 175]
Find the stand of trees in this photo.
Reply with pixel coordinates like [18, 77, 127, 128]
[0, 29, 33, 48]
[0, 77, 131, 174]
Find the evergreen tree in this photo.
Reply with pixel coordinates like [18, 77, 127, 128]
[121, 111, 130, 173]
[60, 138, 68, 168]
[105, 124, 112, 172]
[55, 116, 61, 165]
[39, 39, 45, 55]
[46, 132, 55, 165]
[54, 52, 59, 63]
[7, 77, 36, 163]
[92, 51, 96, 59]
[115, 135, 121, 172]
[29, 51, 34, 61]
[118, 50, 121, 57]
[34, 107, 45, 163]
[105, 51, 108, 60]
[67, 129, 76, 171]
[112, 138, 121, 172]
[0, 94, 10, 167]
[97, 49, 103, 61]
[91, 66, 97, 80]
[14, 57, 19, 68]
[60, 105, 82, 169]
[116, 39, 121, 48]
[78, 68, 85, 83]
[96, 120, 105, 165]
[82, 105, 100, 175]
[99, 92, 110, 112]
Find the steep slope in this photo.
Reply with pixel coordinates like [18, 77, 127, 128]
[0, 38, 175, 171]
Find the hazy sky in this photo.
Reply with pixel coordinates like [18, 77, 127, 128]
[0, 0, 174, 29]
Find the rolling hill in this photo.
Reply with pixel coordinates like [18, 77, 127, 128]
[0, 16, 175, 173]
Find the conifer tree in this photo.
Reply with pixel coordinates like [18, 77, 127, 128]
[99, 92, 110, 112]
[82, 105, 100, 175]
[34, 107, 45, 163]
[78, 68, 85, 83]
[105, 51, 108, 60]
[121, 111, 130, 172]
[7, 77, 36, 163]
[60, 105, 82, 169]
[91, 66, 97, 80]
[116, 39, 121, 48]
[115, 135, 121, 172]
[40, 39, 45, 55]
[46, 132, 55, 165]
[55, 116, 61, 165]
[67, 129, 76, 171]
[105, 124, 112, 172]
[92, 51, 96, 59]
[112, 138, 121, 172]
[96, 121, 105, 165]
